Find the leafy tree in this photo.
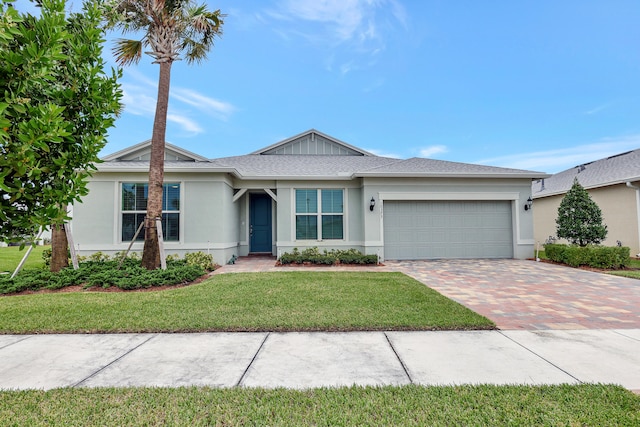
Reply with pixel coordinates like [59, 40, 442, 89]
[104, 0, 224, 270]
[0, 0, 122, 271]
[556, 178, 608, 246]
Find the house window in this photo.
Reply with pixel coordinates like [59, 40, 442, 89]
[121, 183, 180, 242]
[295, 189, 344, 240]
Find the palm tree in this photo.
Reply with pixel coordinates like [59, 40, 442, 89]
[104, 0, 224, 269]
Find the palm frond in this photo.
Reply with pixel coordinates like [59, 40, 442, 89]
[112, 38, 144, 66]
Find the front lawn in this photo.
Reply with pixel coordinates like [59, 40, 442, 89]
[0, 272, 494, 333]
[0, 384, 637, 426]
[0, 245, 48, 273]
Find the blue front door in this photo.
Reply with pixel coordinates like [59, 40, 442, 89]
[250, 193, 272, 253]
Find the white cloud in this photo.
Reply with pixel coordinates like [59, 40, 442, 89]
[477, 135, 640, 173]
[166, 114, 203, 135]
[118, 71, 236, 134]
[171, 88, 236, 121]
[365, 148, 402, 158]
[121, 84, 157, 115]
[276, 0, 367, 42]
[270, 0, 408, 74]
[584, 103, 611, 115]
[419, 145, 448, 158]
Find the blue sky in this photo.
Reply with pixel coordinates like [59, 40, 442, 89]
[19, 0, 640, 173]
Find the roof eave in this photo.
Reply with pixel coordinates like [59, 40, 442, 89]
[355, 172, 551, 179]
[95, 165, 241, 177]
[238, 175, 356, 181]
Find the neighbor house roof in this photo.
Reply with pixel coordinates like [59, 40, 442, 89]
[98, 130, 549, 180]
[532, 148, 640, 198]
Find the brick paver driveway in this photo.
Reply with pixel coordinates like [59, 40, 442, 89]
[387, 259, 640, 330]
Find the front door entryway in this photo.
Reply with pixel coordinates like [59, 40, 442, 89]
[249, 193, 272, 253]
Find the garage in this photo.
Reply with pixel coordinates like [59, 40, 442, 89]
[383, 200, 514, 259]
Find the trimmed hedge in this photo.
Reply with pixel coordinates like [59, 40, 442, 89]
[544, 244, 630, 269]
[279, 247, 378, 265]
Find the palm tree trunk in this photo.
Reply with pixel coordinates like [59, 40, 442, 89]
[141, 60, 172, 270]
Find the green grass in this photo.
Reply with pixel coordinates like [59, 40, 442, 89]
[605, 258, 640, 279]
[0, 272, 494, 333]
[0, 384, 637, 426]
[608, 270, 640, 279]
[0, 245, 48, 272]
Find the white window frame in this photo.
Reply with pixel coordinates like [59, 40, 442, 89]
[294, 188, 345, 241]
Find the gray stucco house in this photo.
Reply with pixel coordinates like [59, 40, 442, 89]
[71, 129, 548, 263]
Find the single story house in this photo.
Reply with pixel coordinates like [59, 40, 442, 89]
[532, 148, 640, 257]
[71, 129, 548, 263]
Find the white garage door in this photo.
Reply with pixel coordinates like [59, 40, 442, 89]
[384, 200, 513, 259]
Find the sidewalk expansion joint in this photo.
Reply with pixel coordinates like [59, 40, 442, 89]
[0, 335, 32, 351]
[497, 331, 582, 384]
[384, 332, 413, 384]
[236, 332, 270, 387]
[72, 334, 157, 388]
[613, 329, 640, 342]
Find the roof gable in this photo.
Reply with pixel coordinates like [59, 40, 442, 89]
[252, 129, 373, 156]
[102, 140, 209, 162]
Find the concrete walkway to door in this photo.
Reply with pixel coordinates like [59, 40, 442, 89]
[214, 257, 640, 331]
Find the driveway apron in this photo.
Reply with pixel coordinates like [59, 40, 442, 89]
[387, 259, 640, 330]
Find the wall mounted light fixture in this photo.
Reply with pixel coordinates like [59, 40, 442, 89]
[524, 197, 533, 211]
[369, 197, 376, 211]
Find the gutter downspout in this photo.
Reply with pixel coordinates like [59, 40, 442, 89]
[626, 181, 640, 257]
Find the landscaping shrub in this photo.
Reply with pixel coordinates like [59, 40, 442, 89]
[0, 256, 206, 294]
[278, 247, 378, 265]
[544, 244, 630, 269]
[184, 251, 215, 271]
[555, 178, 608, 246]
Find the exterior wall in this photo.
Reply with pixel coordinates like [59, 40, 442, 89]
[71, 172, 239, 265]
[72, 180, 118, 249]
[72, 171, 541, 263]
[273, 180, 366, 257]
[362, 177, 535, 260]
[534, 183, 640, 256]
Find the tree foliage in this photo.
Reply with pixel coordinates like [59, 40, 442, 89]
[556, 178, 608, 246]
[104, 0, 223, 270]
[0, 0, 122, 246]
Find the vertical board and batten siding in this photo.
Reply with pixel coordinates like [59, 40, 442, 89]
[262, 134, 362, 156]
[383, 200, 514, 259]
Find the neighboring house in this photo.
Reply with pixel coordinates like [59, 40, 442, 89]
[532, 148, 640, 256]
[71, 129, 547, 263]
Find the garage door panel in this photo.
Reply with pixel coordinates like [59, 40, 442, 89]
[384, 201, 513, 260]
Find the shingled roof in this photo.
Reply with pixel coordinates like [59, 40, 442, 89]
[98, 130, 548, 180]
[532, 148, 640, 198]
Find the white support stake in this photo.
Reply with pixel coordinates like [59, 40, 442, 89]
[11, 228, 45, 279]
[118, 221, 144, 269]
[156, 218, 166, 270]
[64, 223, 79, 270]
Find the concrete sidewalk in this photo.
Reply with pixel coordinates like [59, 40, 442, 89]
[1, 329, 639, 391]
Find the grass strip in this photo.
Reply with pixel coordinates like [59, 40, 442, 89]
[608, 270, 640, 279]
[0, 384, 637, 426]
[0, 272, 494, 333]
